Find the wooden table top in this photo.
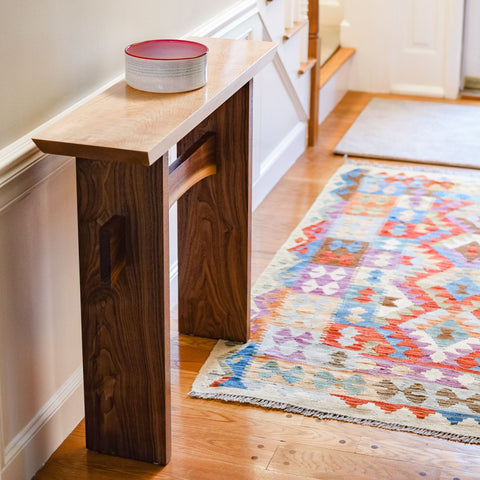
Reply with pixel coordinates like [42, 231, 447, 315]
[32, 38, 277, 166]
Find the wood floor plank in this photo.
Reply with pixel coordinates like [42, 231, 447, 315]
[34, 90, 480, 480]
[356, 435, 480, 472]
[439, 471, 479, 480]
[173, 402, 358, 453]
[172, 429, 279, 470]
[160, 453, 320, 480]
[267, 443, 441, 480]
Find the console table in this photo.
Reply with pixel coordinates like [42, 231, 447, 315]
[32, 37, 276, 465]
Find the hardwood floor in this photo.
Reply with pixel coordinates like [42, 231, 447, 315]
[34, 91, 480, 480]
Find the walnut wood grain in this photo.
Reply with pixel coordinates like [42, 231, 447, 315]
[99, 215, 126, 286]
[176, 81, 252, 342]
[76, 155, 171, 464]
[168, 132, 216, 207]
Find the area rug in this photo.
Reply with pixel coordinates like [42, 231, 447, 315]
[334, 98, 480, 169]
[191, 161, 480, 443]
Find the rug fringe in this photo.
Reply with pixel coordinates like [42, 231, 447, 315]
[343, 155, 480, 178]
[189, 391, 480, 445]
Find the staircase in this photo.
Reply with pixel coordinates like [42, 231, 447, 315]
[318, 46, 355, 124]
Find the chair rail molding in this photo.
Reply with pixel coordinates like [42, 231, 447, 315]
[188, 0, 258, 38]
[0, 73, 123, 189]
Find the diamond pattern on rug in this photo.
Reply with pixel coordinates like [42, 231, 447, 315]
[191, 163, 480, 443]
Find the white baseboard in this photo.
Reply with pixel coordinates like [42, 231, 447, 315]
[319, 55, 353, 125]
[390, 83, 445, 98]
[252, 121, 307, 211]
[2, 367, 84, 480]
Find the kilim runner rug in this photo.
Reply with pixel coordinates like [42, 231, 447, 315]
[191, 161, 480, 443]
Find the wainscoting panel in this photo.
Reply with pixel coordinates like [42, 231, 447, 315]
[0, 158, 84, 480]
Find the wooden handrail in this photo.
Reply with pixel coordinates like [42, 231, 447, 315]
[307, 0, 320, 146]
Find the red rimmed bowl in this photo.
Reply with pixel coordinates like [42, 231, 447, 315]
[125, 39, 208, 93]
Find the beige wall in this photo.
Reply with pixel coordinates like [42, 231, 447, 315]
[0, 0, 240, 149]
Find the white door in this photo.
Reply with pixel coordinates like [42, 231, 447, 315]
[390, 0, 464, 98]
[342, 0, 464, 98]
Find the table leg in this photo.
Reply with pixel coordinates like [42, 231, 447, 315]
[176, 81, 252, 342]
[76, 156, 171, 464]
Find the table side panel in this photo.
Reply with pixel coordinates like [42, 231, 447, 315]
[76, 156, 171, 464]
[177, 81, 252, 342]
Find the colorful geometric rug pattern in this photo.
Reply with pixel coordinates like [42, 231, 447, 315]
[191, 162, 480, 442]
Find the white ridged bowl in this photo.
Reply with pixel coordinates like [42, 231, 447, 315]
[125, 39, 208, 93]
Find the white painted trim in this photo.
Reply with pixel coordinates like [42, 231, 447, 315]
[0, 155, 74, 215]
[444, 0, 464, 99]
[253, 122, 306, 210]
[272, 55, 309, 121]
[0, 141, 44, 190]
[0, 74, 124, 188]
[390, 83, 445, 97]
[3, 366, 83, 467]
[320, 0, 341, 5]
[258, 13, 309, 122]
[187, 0, 258, 38]
[319, 55, 352, 124]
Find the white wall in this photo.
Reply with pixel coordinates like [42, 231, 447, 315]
[319, 0, 345, 25]
[0, 1, 311, 478]
[0, 0, 241, 150]
[341, 0, 464, 98]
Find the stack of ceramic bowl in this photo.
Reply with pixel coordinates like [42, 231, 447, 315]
[125, 39, 208, 93]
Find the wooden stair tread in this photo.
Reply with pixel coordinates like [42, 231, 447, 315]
[319, 47, 355, 89]
[284, 20, 308, 40]
[298, 57, 317, 75]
